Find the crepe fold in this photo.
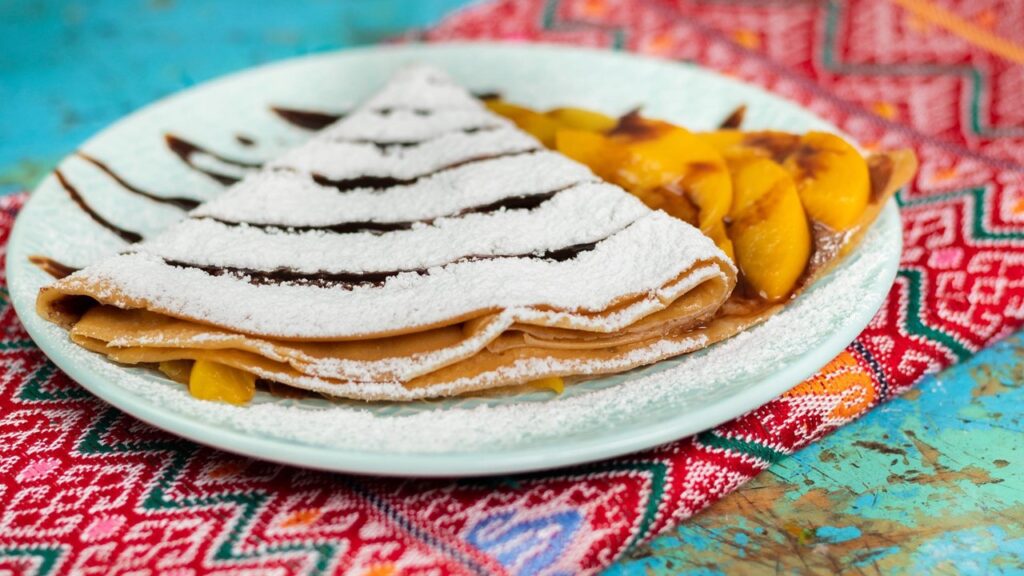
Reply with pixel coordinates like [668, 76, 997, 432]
[36, 65, 738, 401]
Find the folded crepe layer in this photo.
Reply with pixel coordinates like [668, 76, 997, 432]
[37, 65, 737, 400]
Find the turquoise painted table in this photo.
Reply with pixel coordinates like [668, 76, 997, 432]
[2, 2, 1021, 573]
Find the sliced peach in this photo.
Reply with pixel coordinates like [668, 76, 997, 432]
[484, 99, 562, 147]
[700, 130, 800, 163]
[782, 132, 869, 231]
[663, 156, 734, 259]
[607, 117, 722, 191]
[706, 128, 870, 231]
[555, 129, 621, 182]
[635, 187, 699, 227]
[727, 157, 811, 302]
[546, 107, 617, 133]
[158, 360, 193, 385]
[608, 117, 735, 242]
[558, 117, 735, 257]
[189, 359, 256, 405]
[526, 376, 565, 394]
[699, 222, 734, 261]
[700, 129, 744, 156]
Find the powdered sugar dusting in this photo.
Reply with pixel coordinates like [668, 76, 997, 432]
[66, 212, 723, 338]
[318, 108, 506, 142]
[97, 263, 725, 384]
[53, 64, 728, 339]
[141, 183, 647, 274]
[194, 152, 597, 227]
[89, 216, 896, 453]
[360, 64, 487, 112]
[270, 128, 540, 179]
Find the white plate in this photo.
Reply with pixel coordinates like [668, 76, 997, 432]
[7, 43, 901, 477]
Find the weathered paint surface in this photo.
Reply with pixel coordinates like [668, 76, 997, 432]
[3, 2, 1022, 574]
[612, 333, 1024, 575]
[0, 0, 471, 193]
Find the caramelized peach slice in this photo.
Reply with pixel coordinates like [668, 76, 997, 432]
[700, 129, 800, 163]
[489, 97, 896, 302]
[546, 107, 617, 133]
[189, 360, 256, 405]
[484, 100, 562, 147]
[554, 129, 618, 180]
[782, 132, 870, 231]
[727, 157, 811, 301]
[665, 160, 734, 260]
[700, 129, 744, 156]
[557, 114, 735, 257]
[631, 188, 700, 227]
[158, 360, 193, 385]
[486, 99, 616, 138]
[525, 376, 565, 394]
[706, 129, 870, 231]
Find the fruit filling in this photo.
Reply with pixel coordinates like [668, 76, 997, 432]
[484, 97, 892, 303]
[188, 360, 255, 406]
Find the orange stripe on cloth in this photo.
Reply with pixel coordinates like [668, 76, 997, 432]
[783, 350, 877, 421]
[887, 0, 1024, 64]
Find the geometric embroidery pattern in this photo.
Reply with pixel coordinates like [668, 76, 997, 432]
[4, 0, 1024, 573]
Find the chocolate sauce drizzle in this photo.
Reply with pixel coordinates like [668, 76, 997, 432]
[164, 134, 263, 186]
[201, 183, 583, 235]
[270, 105, 434, 130]
[164, 238, 601, 289]
[312, 148, 542, 192]
[271, 106, 344, 130]
[374, 107, 434, 116]
[54, 170, 144, 243]
[339, 125, 500, 150]
[272, 102, 498, 145]
[28, 255, 80, 279]
[76, 152, 201, 210]
[719, 105, 747, 130]
[52, 89, 546, 257]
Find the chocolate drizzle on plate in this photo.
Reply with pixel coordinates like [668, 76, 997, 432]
[76, 152, 201, 210]
[312, 148, 542, 192]
[719, 105, 747, 130]
[867, 154, 895, 203]
[54, 170, 144, 243]
[164, 134, 263, 186]
[164, 237, 602, 289]
[271, 106, 345, 130]
[28, 255, 80, 279]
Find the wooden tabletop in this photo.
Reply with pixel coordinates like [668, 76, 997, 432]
[2, 1, 1021, 573]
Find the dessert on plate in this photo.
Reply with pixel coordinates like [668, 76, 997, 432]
[35, 65, 915, 403]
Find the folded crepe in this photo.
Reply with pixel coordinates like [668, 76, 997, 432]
[37, 65, 739, 401]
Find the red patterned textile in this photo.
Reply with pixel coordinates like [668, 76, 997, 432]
[3, 1, 1024, 573]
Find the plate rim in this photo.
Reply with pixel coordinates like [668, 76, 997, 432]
[6, 41, 903, 477]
